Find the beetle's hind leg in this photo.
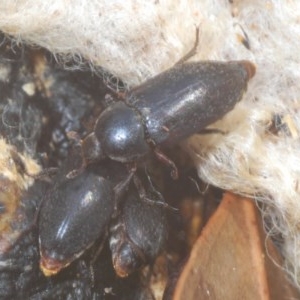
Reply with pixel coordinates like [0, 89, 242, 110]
[174, 25, 200, 66]
[133, 173, 178, 212]
[113, 170, 135, 210]
[153, 147, 179, 180]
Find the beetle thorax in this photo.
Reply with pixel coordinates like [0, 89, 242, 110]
[94, 102, 149, 162]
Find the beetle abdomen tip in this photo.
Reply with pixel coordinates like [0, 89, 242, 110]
[39, 251, 66, 276]
[240, 60, 256, 80]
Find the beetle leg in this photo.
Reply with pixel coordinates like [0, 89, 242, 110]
[198, 128, 227, 135]
[153, 147, 178, 180]
[90, 228, 109, 267]
[133, 174, 178, 212]
[113, 171, 135, 209]
[66, 163, 86, 179]
[174, 25, 199, 65]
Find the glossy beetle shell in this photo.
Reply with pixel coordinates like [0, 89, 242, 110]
[39, 170, 115, 276]
[83, 60, 255, 166]
[127, 60, 255, 146]
[110, 183, 167, 277]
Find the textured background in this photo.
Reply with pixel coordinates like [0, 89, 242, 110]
[0, 0, 300, 289]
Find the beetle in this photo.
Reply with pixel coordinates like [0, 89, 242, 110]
[109, 172, 167, 277]
[38, 148, 168, 278]
[38, 156, 133, 277]
[72, 60, 255, 181]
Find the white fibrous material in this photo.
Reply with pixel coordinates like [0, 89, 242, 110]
[0, 0, 200, 86]
[1, 0, 300, 288]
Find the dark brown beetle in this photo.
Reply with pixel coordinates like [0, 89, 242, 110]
[76, 60, 255, 180]
[38, 155, 167, 278]
[38, 159, 132, 276]
[109, 175, 167, 277]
